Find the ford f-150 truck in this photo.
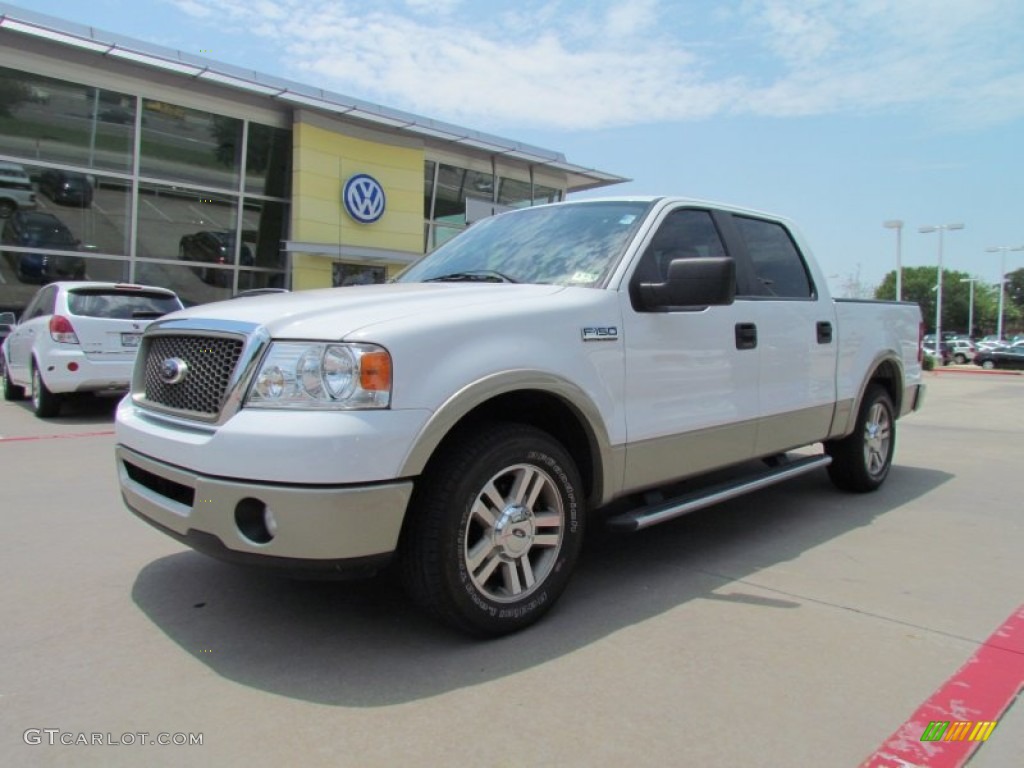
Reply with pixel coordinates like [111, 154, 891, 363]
[116, 197, 924, 636]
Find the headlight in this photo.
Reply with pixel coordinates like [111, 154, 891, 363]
[246, 342, 391, 409]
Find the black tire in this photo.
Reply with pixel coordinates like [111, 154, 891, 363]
[400, 423, 585, 637]
[0, 200, 14, 218]
[982, 360, 995, 370]
[30, 364, 62, 418]
[2, 354, 25, 400]
[825, 384, 895, 493]
[954, 354, 966, 365]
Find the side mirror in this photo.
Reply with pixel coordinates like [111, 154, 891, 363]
[636, 256, 736, 311]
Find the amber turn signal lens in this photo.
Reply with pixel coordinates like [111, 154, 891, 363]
[359, 351, 392, 392]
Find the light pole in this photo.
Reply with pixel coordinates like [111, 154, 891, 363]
[985, 245, 1024, 340]
[959, 277, 979, 337]
[919, 223, 965, 350]
[883, 220, 904, 300]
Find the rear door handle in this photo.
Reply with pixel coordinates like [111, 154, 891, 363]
[735, 322, 757, 350]
[817, 321, 833, 344]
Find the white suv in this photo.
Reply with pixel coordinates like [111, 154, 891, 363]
[0, 161, 38, 217]
[2, 281, 183, 417]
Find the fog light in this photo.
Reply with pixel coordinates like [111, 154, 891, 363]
[235, 498, 274, 544]
[264, 507, 278, 537]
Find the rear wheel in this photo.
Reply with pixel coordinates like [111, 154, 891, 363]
[400, 423, 585, 636]
[0, 200, 15, 218]
[982, 360, 995, 370]
[2, 354, 25, 400]
[31, 364, 62, 418]
[825, 384, 895, 493]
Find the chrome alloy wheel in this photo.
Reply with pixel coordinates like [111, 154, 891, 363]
[463, 463, 565, 602]
[862, 401, 892, 478]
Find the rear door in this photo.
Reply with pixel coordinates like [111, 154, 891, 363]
[64, 287, 182, 359]
[722, 213, 838, 456]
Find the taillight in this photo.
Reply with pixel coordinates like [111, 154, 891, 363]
[49, 315, 79, 344]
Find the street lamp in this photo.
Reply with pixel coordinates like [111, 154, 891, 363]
[883, 220, 904, 301]
[959, 277, 979, 338]
[985, 245, 1024, 340]
[919, 223, 965, 350]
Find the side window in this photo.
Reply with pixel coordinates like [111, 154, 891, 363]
[735, 216, 813, 299]
[34, 286, 57, 318]
[633, 209, 727, 285]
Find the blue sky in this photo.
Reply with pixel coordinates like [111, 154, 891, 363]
[14, 0, 1024, 295]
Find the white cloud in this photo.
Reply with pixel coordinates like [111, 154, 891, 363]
[166, 0, 1024, 131]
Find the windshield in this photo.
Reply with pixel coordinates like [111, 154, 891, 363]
[397, 200, 653, 287]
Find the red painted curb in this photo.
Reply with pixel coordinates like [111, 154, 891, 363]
[927, 367, 1022, 376]
[860, 604, 1024, 767]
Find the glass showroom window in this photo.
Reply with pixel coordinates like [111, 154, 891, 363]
[498, 177, 532, 208]
[0, 67, 135, 174]
[245, 122, 291, 198]
[140, 101, 242, 191]
[240, 198, 287, 270]
[0, 160, 132, 309]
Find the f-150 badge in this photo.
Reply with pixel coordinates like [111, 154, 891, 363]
[581, 326, 619, 342]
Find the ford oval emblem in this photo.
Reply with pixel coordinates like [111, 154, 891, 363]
[159, 357, 189, 385]
[343, 173, 386, 224]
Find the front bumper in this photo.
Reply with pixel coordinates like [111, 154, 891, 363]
[117, 445, 412, 574]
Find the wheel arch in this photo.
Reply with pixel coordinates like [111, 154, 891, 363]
[400, 371, 618, 508]
[830, 354, 904, 440]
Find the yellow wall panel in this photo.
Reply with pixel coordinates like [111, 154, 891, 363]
[291, 119, 425, 267]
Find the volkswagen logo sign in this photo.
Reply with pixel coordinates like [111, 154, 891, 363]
[343, 173, 386, 224]
[158, 357, 189, 385]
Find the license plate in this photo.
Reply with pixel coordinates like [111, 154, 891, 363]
[121, 333, 141, 348]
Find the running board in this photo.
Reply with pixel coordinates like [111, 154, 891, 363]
[606, 455, 832, 532]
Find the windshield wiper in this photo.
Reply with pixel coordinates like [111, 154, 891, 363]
[424, 270, 518, 284]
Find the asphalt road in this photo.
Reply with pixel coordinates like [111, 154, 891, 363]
[0, 370, 1020, 767]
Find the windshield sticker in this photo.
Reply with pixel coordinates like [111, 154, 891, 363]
[569, 271, 600, 284]
[619, 215, 637, 225]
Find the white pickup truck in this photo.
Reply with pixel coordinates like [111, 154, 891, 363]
[116, 197, 924, 635]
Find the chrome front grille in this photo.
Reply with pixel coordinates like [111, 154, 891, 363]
[142, 335, 245, 416]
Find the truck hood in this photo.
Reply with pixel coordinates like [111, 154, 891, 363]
[165, 283, 568, 339]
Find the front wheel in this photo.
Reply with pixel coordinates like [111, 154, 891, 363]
[400, 423, 585, 636]
[825, 384, 895, 493]
[982, 360, 995, 370]
[31, 365, 62, 418]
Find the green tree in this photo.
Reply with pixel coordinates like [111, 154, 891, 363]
[1006, 268, 1024, 311]
[875, 267, 1000, 336]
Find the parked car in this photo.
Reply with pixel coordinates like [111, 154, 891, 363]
[1, 282, 183, 417]
[116, 195, 925, 636]
[921, 341, 952, 366]
[0, 161, 38, 218]
[178, 230, 255, 285]
[948, 339, 976, 364]
[38, 169, 93, 207]
[0, 311, 14, 348]
[973, 347, 1024, 371]
[1, 211, 86, 283]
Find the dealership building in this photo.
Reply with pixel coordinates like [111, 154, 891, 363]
[0, 3, 625, 311]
